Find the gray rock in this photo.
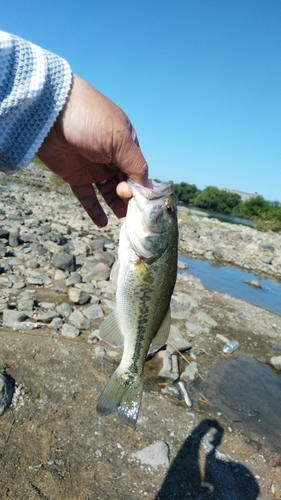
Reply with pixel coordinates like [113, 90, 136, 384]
[75, 283, 97, 294]
[243, 279, 262, 289]
[83, 304, 104, 320]
[61, 323, 80, 338]
[27, 276, 45, 286]
[13, 281, 26, 290]
[3, 309, 28, 327]
[170, 299, 191, 320]
[235, 311, 246, 323]
[213, 247, 225, 260]
[167, 325, 192, 353]
[180, 361, 199, 382]
[54, 269, 68, 280]
[56, 303, 73, 318]
[0, 242, 7, 257]
[196, 311, 218, 328]
[0, 297, 8, 312]
[132, 441, 169, 469]
[88, 239, 105, 252]
[0, 373, 14, 416]
[65, 272, 82, 287]
[8, 232, 19, 247]
[270, 356, 281, 371]
[39, 302, 56, 310]
[156, 350, 179, 381]
[36, 311, 61, 323]
[49, 317, 63, 330]
[69, 309, 91, 330]
[94, 346, 106, 358]
[90, 262, 111, 281]
[185, 322, 205, 337]
[68, 288, 90, 305]
[17, 292, 35, 311]
[53, 253, 76, 272]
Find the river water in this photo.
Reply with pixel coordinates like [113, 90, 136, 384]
[184, 204, 253, 226]
[179, 254, 281, 316]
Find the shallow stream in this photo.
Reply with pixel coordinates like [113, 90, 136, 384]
[179, 254, 281, 316]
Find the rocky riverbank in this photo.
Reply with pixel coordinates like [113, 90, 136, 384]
[178, 207, 281, 279]
[0, 166, 281, 499]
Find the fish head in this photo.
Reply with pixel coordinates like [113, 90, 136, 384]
[126, 179, 178, 259]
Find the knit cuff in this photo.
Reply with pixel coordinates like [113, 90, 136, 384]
[0, 31, 72, 174]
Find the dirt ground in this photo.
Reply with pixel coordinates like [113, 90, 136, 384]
[1, 278, 281, 500]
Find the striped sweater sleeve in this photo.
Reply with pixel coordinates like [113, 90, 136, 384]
[0, 31, 72, 174]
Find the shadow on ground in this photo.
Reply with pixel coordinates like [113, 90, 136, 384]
[155, 419, 260, 500]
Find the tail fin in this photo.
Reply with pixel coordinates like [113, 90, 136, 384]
[96, 370, 144, 428]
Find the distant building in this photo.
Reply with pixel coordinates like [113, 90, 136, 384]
[222, 188, 259, 201]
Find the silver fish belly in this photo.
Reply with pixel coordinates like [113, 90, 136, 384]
[96, 179, 178, 427]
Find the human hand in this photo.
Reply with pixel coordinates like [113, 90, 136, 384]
[37, 74, 148, 227]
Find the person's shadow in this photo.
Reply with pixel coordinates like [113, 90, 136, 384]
[155, 419, 260, 500]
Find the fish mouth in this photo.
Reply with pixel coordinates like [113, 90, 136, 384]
[127, 179, 174, 200]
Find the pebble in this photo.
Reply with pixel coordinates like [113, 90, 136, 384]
[132, 441, 170, 469]
[94, 346, 106, 359]
[61, 323, 80, 338]
[270, 355, 281, 371]
[180, 362, 199, 382]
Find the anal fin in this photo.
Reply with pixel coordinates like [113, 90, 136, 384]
[99, 309, 124, 348]
[148, 307, 171, 355]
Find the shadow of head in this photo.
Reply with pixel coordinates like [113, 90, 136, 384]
[155, 418, 260, 500]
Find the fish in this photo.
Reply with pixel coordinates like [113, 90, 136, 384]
[96, 178, 178, 428]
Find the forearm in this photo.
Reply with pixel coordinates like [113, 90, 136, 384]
[0, 31, 72, 173]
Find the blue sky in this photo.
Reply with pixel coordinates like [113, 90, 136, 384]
[2, 1, 281, 201]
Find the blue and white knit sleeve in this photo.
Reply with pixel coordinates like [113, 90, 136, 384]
[0, 31, 72, 174]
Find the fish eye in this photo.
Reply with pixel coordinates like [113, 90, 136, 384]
[165, 204, 174, 214]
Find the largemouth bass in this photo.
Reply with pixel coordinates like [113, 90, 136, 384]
[96, 179, 178, 427]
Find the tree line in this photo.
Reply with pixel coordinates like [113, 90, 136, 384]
[174, 182, 281, 232]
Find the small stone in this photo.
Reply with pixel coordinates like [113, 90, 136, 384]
[39, 302, 56, 310]
[132, 441, 169, 469]
[83, 304, 104, 320]
[235, 311, 246, 323]
[61, 323, 80, 338]
[9, 233, 19, 247]
[270, 356, 281, 371]
[3, 309, 28, 327]
[156, 350, 178, 381]
[54, 269, 68, 280]
[216, 333, 230, 343]
[36, 311, 61, 323]
[53, 253, 76, 272]
[94, 346, 106, 358]
[56, 303, 73, 318]
[65, 272, 82, 287]
[69, 309, 91, 330]
[49, 317, 63, 330]
[196, 312, 217, 328]
[180, 361, 199, 382]
[68, 288, 90, 305]
[167, 325, 192, 353]
[185, 322, 204, 337]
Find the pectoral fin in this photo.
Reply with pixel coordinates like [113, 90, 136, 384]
[110, 260, 120, 287]
[148, 307, 171, 355]
[99, 309, 124, 348]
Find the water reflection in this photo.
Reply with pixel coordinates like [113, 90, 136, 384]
[156, 419, 260, 499]
[196, 356, 281, 454]
[179, 254, 281, 316]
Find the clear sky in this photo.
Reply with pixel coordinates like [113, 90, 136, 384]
[2, 1, 281, 201]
